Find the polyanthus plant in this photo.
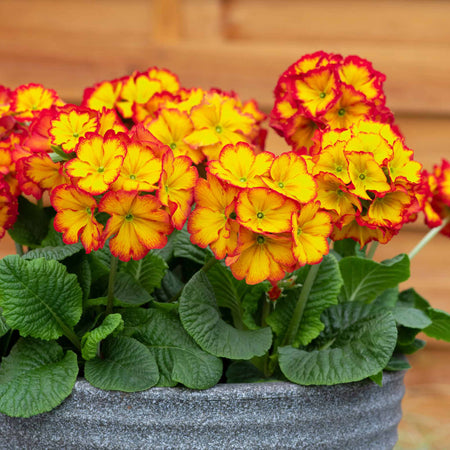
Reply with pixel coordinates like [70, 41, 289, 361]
[0, 57, 450, 419]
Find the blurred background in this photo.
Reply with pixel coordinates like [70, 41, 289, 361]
[0, 1, 449, 447]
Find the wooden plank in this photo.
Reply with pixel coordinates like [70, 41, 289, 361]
[180, 0, 224, 41]
[224, 0, 450, 45]
[152, 0, 182, 43]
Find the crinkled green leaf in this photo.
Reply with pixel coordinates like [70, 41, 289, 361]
[0, 256, 82, 340]
[112, 272, 152, 306]
[122, 251, 168, 295]
[7, 197, 53, 248]
[81, 314, 124, 360]
[0, 338, 78, 417]
[279, 302, 397, 385]
[65, 253, 92, 302]
[88, 245, 113, 281]
[22, 243, 83, 261]
[85, 336, 159, 392]
[179, 271, 272, 360]
[173, 227, 213, 264]
[122, 308, 222, 389]
[423, 308, 450, 342]
[0, 309, 10, 338]
[154, 270, 184, 302]
[207, 262, 269, 330]
[393, 301, 432, 329]
[338, 254, 410, 303]
[267, 254, 342, 346]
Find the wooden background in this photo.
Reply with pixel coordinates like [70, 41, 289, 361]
[0, 1, 449, 447]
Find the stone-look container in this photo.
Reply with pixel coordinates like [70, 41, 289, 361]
[1, 371, 405, 449]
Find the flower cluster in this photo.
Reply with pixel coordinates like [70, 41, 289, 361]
[189, 142, 332, 285]
[310, 120, 422, 247]
[421, 159, 450, 236]
[82, 68, 266, 162]
[270, 51, 393, 154]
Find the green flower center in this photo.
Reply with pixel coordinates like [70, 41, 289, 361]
[215, 125, 223, 133]
[337, 189, 344, 197]
[169, 142, 177, 150]
[278, 181, 285, 188]
[73, 132, 79, 138]
[129, 174, 136, 180]
[338, 108, 346, 116]
[335, 165, 343, 173]
[125, 213, 134, 221]
[86, 207, 92, 215]
[256, 212, 264, 219]
[239, 177, 247, 183]
[319, 92, 326, 99]
[359, 173, 366, 180]
[256, 235, 265, 244]
[297, 227, 303, 236]
[97, 167, 105, 173]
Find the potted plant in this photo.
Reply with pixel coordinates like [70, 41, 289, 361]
[0, 53, 449, 448]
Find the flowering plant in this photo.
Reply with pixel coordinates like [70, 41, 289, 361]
[0, 54, 449, 418]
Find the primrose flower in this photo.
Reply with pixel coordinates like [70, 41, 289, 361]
[158, 150, 198, 230]
[270, 52, 390, 154]
[291, 202, 332, 266]
[65, 132, 126, 195]
[236, 187, 298, 234]
[208, 142, 273, 189]
[50, 108, 99, 153]
[99, 190, 171, 261]
[11, 84, 63, 121]
[0, 181, 17, 239]
[112, 141, 161, 192]
[145, 109, 203, 164]
[51, 184, 103, 253]
[262, 152, 317, 203]
[226, 227, 296, 285]
[82, 79, 122, 111]
[188, 173, 239, 259]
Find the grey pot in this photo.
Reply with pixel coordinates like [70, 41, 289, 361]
[1, 371, 405, 450]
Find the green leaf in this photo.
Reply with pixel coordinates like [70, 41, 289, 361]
[332, 239, 366, 259]
[65, 253, 92, 302]
[385, 354, 411, 371]
[423, 308, 450, 342]
[154, 270, 184, 302]
[0, 338, 78, 417]
[0, 309, 10, 338]
[278, 302, 398, 385]
[81, 314, 124, 360]
[41, 221, 65, 247]
[122, 251, 168, 295]
[267, 254, 342, 346]
[399, 288, 431, 310]
[396, 338, 426, 355]
[88, 245, 113, 281]
[122, 308, 222, 389]
[173, 227, 213, 264]
[84, 336, 159, 392]
[369, 371, 383, 386]
[207, 262, 269, 330]
[179, 271, 272, 360]
[22, 243, 83, 261]
[338, 254, 410, 303]
[0, 256, 82, 340]
[393, 300, 432, 329]
[7, 197, 53, 248]
[113, 272, 152, 306]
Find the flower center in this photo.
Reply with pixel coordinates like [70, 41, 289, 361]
[169, 142, 177, 150]
[125, 213, 134, 221]
[129, 174, 136, 180]
[256, 235, 265, 244]
[215, 125, 223, 133]
[239, 177, 247, 183]
[337, 189, 344, 197]
[359, 173, 366, 180]
[297, 227, 303, 236]
[86, 207, 92, 215]
[338, 108, 346, 116]
[335, 165, 343, 173]
[278, 181, 285, 188]
[319, 92, 326, 99]
[97, 166, 105, 173]
[73, 132, 79, 138]
[229, 211, 237, 220]
[256, 212, 264, 219]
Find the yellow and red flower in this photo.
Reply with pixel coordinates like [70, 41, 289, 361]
[99, 190, 171, 261]
[65, 132, 126, 195]
[51, 184, 103, 253]
[0, 180, 17, 239]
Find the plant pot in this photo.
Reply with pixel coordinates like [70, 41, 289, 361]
[0, 370, 405, 449]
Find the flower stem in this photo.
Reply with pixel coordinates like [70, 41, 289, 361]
[14, 242, 24, 256]
[283, 261, 322, 346]
[409, 217, 449, 260]
[106, 255, 119, 315]
[366, 241, 379, 259]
